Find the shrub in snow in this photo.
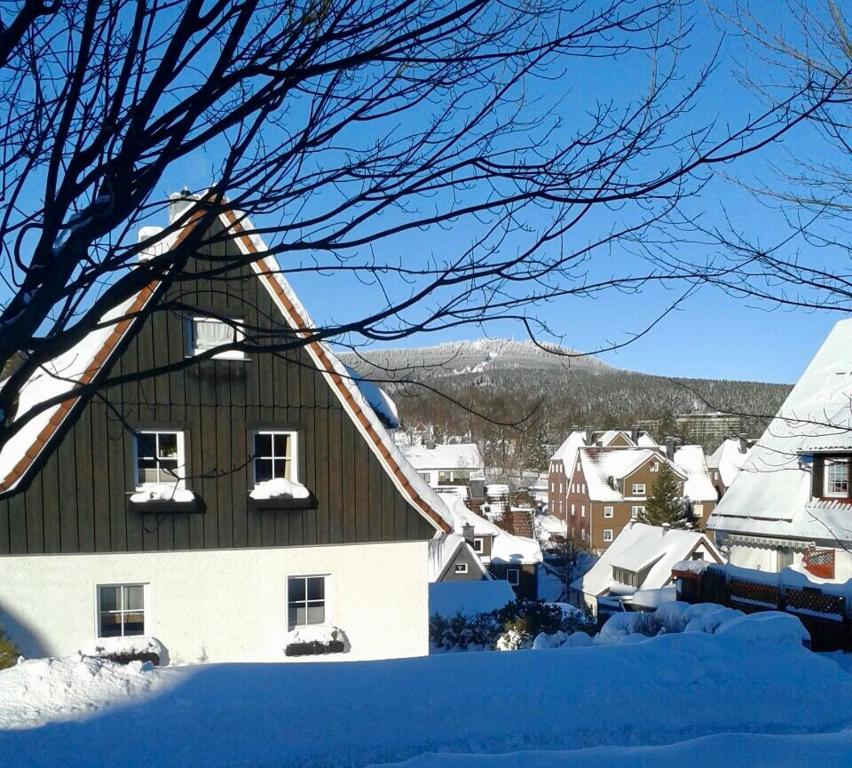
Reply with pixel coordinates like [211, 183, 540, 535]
[715, 612, 810, 648]
[0, 628, 20, 670]
[496, 628, 532, 651]
[284, 625, 348, 656]
[430, 599, 595, 652]
[83, 636, 165, 666]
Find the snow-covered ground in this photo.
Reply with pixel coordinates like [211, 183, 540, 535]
[1, 618, 851, 767]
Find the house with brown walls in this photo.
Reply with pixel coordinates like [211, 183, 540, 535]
[0, 197, 458, 664]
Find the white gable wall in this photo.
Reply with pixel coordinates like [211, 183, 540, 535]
[0, 541, 429, 663]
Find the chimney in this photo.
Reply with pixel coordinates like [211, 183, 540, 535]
[739, 436, 749, 454]
[665, 437, 680, 461]
[137, 226, 164, 261]
[584, 426, 594, 444]
[630, 425, 640, 443]
[168, 187, 197, 224]
[461, 523, 475, 544]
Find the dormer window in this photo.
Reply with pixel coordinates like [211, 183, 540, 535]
[190, 316, 246, 360]
[824, 458, 850, 498]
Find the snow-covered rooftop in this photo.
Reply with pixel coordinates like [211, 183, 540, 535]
[400, 442, 484, 472]
[573, 522, 722, 598]
[708, 318, 852, 542]
[343, 365, 399, 429]
[551, 430, 586, 463]
[579, 447, 677, 502]
[445, 496, 542, 564]
[707, 438, 752, 488]
[672, 444, 717, 503]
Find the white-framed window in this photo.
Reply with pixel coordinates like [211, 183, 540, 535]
[190, 316, 246, 360]
[454, 563, 469, 575]
[581, 483, 586, 494]
[581, 505, 586, 517]
[581, 529, 587, 541]
[570, 503, 575, 516]
[631, 505, 644, 520]
[824, 458, 849, 497]
[506, 568, 520, 586]
[473, 537, 484, 554]
[692, 503, 704, 519]
[252, 430, 297, 484]
[97, 584, 145, 638]
[419, 472, 431, 483]
[650, 462, 659, 472]
[287, 575, 326, 630]
[631, 483, 646, 496]
[135, 431, 185, 488]
[603, 529, 613, 542]
[603, 506, 614, 518]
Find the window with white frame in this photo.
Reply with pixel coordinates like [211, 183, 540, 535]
[253, 431, 297, 484]
[581, 505, 586, 517]
[454, 563, 469, 575]
[287, 575, 326, 629]
[650, 462, 659, 472]
[135, 431, 185, 488]
[506, 568, 520, 586]
[473, 537, 484, 554]
[98, 584, 145, 637]
[581, 529, 587, 541]
[603, 506, 614, 518]
[419, 472, 431, 483]
[631, 505, 644, 520]
[631, 483, 646, 496]
[570, 503, 575, 516]
[603, 529, 613, 542]
[190, 316, 246, 359]
[824, 458, 849, 497]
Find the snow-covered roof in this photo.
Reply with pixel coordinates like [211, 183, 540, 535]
[636, 433, 659, 448]
[400, 442, 484, 472]
[0, 206, 453, 534]
[550, 430, 586, 463]
[342, 365, 399, 429]
[707, 318, 852, 543]
[672, 445, 717, 503]
[579, 447, 678, 502]
[707, 438, 752, 488]
[445, 496, 542, 564]
[426, 532, 489, 582]
[572, 523, 722, 598]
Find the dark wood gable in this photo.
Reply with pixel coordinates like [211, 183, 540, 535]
[0, 229, 438, 555]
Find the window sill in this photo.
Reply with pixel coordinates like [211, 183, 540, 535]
[129, 497, 206, 514]
[248, 493, 317, 512]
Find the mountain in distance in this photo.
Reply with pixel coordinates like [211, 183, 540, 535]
[338, 338, 792, 465]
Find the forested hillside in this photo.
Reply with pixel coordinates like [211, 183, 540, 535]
[339, 340, 791, 472]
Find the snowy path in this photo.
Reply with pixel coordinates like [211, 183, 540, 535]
[1, 632, 851, 767]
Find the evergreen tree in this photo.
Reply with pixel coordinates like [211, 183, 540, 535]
[640, 463, 687, 528]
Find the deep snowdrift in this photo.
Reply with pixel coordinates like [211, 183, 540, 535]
[1, 617, 851, 768]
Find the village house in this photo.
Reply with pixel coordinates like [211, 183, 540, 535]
[399, 441, 485, 488]
[548, 429, 716, 553]
[706, 437, 753, 498]
[0, 198, 465, 664]
[570, 522, 723, 617]
[707, 319, 852, 581]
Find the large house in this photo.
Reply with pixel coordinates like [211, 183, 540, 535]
[549, 431, 716, 552]
[570, 522, 722, 616]
[706, 437, 752, 498]
[707, 319, 852, 581]
[0, 199, 462, 663]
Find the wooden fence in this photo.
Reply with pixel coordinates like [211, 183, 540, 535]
[674, 564, 851, 652]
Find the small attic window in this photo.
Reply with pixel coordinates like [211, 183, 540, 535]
[190, 316, 246, 360]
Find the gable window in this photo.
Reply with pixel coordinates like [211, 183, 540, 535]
[571, 503, 575, 516]
[473, 537, 484, 554]
[581, 505, 586, 517]
[253, 431, 297, 484]
[136, 431, 185, 488]
[631, 483, 646, 496]
[98, 584, 145, 638]
[603, 506, 614, 518]
[506, 568, 520, 586]
[581, 529, 587, 541]
[603, 529, 613, 542]
[824, 458, 849, 498]
[650, 462, 659, 472]
[287, 575, 326, 629]
[631, 505, 644, 520]
[454, 563, 469, 575]
[190, 316, 246, 360]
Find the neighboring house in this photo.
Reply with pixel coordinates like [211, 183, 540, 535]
[560, 443, 716, 553]
[400, 442, 485, 488]
[547, 427, 658, 521]
[570, 523, 722, 616]
[427, 531, 490, 583]
[707, 319, 852, 582]
[0, 199, 459, 663]
[443, 496, 542, 599]
[707, 437, 752, 498]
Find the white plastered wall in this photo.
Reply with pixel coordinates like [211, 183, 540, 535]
[0, 541, 429, 664]
[728, 544, 777, 572]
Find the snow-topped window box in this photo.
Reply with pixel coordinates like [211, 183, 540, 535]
[128, 485, 204, 514]
[248, 478, 316, 512]
[83, 636, 165, 666]
[284, 625, 348, 657]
